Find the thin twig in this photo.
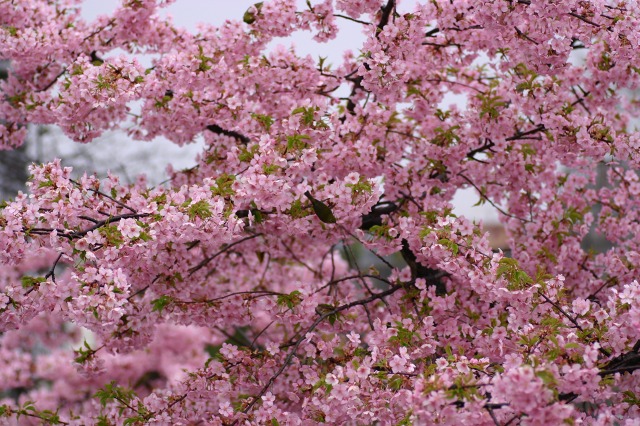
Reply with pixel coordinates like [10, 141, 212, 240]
[234, 284, 404, 422]
[188, 233, 262, 276]
[71, 179, 137, 213]
[458, 173, 530, 223]
[333, 14, 371, 26]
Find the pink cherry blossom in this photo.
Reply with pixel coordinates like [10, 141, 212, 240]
[1, 0, 640, 424]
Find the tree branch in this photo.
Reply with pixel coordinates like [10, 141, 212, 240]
[235, 283, 405, 422]
[206, 124, 250, 145]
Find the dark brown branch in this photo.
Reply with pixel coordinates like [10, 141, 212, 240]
[401, 239, 448, 295]
[206, 124, 250, 145]
[537, 291, 583, 330]
[175, 290, 284, 305]
[339, 2, 399, 118]
[44, 252, 63, 283]
[423, 78, 485, 93]
[466, 125, 546, 162]
[70, 213, 149, 239]
[333, 13, 371, 26]
[504, 124, 546, 141]
[6, 410, 69, 426]
[485, 405, 502, 426]
[376, 0, 396, 36]
[425, 28, 439, 37]
[514, 26, 539, 45]
[600, 342, 640, 377]
[37, 69, 68, 93]
[571, 38, 586, 49]
[24, 252, 64, 296]
[466, 139, 495, 161]
[568, 11, 601, 27]
[314, 273, 392, 294]
[24, 213, 149, 241]
[599, 364, 640, 376]
[360, 201, 398, 230]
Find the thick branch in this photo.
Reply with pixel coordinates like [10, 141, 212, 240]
[376, 0, 396, 36]
[400, 239, 448, 295]
[206, 124, 250, 145]
[360, 201, 399, 230]
[25, 213, 150, 240]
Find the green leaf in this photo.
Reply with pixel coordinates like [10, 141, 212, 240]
[563, 206, 585, 224]
[151, 295, 174, 312]
[622, 390, 640, 407]
[288, 198, 311, 219]
[286, 134, 310, 151]
[210, 173, 236, 197]
[389, 375, 404, 390]
[248, 200, 264, 224]
[395, 412, 413, 426]
[389, 324, 416, 347]
[316, 303, 340, 325]
[354, 347, 370, 357]
[251, 113, 274, 131]
[74, 340, 95, 364]
[346, 178, 373, 197]
[496, 258, 533, 290]
[99, 224, 124, 248]
[277, 290, 303, 309]
[238, 144, 259, 162]
[4, 26, 18, 37]
[37, 409, 61, 424]
[262, 164, 279, 175]
[304, 191, 337, 224]
[38, 179, 54, 188]
[317, 56, 328, 71]
[94, 381, 137, 409]
[0, 405, 11, 416]
[187, 200, 212, 220]
[292, 106, 322, 127]
[327, 312, 340, 325]
[535, 370, 557, 386]
[437, 238, 459, 256]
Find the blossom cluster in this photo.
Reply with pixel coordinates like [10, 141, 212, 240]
[1, 0, 640, 424]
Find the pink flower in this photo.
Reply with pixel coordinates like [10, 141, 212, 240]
[218, 402, 233, 418]
[356, 364, 370, 380]
[572, 298, 590, 316]
[75, 238, 90, 252]
[117, 218, 141, 239]
[345, 172, 360, 185]
[347, 331, 361, 346]
[262, 392, 275, 407]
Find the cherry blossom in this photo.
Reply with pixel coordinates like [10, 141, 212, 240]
[1, 0, 640, 424]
